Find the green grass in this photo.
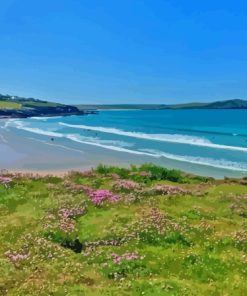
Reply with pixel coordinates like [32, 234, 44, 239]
[0, 165, 247, 295]
[21, 101, 62, 107]
[0, 101, 21, 109]
[0, 98, 62, 112]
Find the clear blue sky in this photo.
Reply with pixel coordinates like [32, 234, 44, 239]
[1, 0, 247, 104]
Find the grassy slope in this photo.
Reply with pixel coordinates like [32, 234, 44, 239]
[20, 101, 62, 108]
[0, 95, 62, 111]
[0, 101, 21, 109]
[0, 164, 246, 295]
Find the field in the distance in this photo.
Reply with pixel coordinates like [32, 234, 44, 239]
[0, 164, 246, 295]
[0, 101, 21, 109]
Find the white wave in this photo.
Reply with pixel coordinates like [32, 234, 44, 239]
[30, 116, 63, 121]
[7, 120, 247, 172]
[1, 118, 18, 129]
[66, 134, 158, 157]
[66, 135, 133, 148]
[21, 127, 64, 138]
[11, 120, 133, 148]
[141, 149, 247, 172]
[59, 122, 247, 153]
[12, 121, 64, 138]
[96, 139, 133, 148]
[66, 135, 247, 172]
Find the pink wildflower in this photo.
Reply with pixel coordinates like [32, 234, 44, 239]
[153, 184, 187, 195]
[113, 179, 141, 191]
[0, 176, 12, 188]
[59, 218, 76, 233]
[89, 189, 120, 206]
[5, 250, 28, 263]
[112, 252, 140, 264]
[58, 207, 85, 219]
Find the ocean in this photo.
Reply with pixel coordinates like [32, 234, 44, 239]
[1, 109, 247, 178]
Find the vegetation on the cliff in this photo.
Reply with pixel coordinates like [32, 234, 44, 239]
[0, 94, 96, 118]
[2, 93, 247, 116]
[0, 164, 246, 295]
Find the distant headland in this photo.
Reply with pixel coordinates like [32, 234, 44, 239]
[1, 93, 247, 119]
[77, 99, 247, 110]
[0, 94, 97, 118]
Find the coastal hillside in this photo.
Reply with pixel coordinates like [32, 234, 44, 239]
[0, 94, 96, 118]
[2, 94, 247, 114]
[169, 99, 247, 109]
[204, 99, 247, 109]
[0, 164, 246, 295]
[77, 99, 247, 110]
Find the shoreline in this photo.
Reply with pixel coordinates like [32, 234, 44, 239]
[1, 117, 247, 180]
[0, 110, 98, 120]
[1, 168, 70, 177]
[1, 167, 245, 183]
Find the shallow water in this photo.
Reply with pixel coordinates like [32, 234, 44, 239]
[1, 109, 247, 178]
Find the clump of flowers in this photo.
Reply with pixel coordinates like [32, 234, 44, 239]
[58, 207, 85, 219]
[152, 184, 187, 195]
[0, 176, 12, 188]
[84, 238, 125, 249]
[113, 179, 141, 191]
[65, 182, 91, 194]
[112, 252, 141, 264]
[59, 218, 76, 233]
[234, 230, 247, 251]
[64, 182, 120, 206]
[5, 250, 28, 263]
[58, 206, 85, 233]
[88, 189, 120, 206]
[44, 206, 85, 234]
[121, 208, 184, 246]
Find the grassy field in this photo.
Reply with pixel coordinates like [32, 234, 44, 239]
[21, 101, 62, 108]
[0, 164, 246, 295]
[0, 99, 61, 110]
[0, 101, 21, 109]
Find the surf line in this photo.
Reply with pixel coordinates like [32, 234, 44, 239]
[59, 122, 247, 153]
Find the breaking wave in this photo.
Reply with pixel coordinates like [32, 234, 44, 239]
[6, 120, 247, 172]
[59, 122, 247, 152]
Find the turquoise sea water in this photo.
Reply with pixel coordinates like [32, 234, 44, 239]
[3, 109, 247, 177]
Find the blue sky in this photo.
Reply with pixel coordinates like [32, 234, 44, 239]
[0, 0, 247, 104]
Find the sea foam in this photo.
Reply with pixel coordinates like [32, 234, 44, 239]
[59, 122, 247, 152]
[7, 119, 247, 172]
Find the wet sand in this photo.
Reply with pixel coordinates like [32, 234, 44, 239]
[0, 121, 154, 174]
[1, 119, 246, 179]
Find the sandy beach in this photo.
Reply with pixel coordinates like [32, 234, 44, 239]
[0, 120, 158, 175]
[2, 109, 247, 180]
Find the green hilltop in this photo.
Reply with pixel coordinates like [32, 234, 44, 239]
[0, 94, 96, 118]
[1, 93, 247, 118]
